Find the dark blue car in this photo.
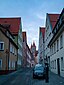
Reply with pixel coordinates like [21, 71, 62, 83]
[33, 64, 45, 79]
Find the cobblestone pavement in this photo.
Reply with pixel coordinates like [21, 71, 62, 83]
[0, 68, 64, 85]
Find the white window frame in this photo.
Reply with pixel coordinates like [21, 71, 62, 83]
[0, 42, 4, 51]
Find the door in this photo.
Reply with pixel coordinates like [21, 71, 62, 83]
[57, 58, 60, 75]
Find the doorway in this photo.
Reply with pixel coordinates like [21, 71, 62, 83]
[57, 58, 60, 75]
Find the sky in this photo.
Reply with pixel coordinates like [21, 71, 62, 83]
[0, 0, 64, 50]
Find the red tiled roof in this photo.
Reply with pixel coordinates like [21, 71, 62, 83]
[0, 17, 21, 34]
[48, 14, 60, 29]
[40, 27, 45, 37]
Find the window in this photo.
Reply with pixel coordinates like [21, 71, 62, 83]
[54, 29, 56, 34]
[54, 42, 56, 53]
[54, 43, 55, 53]
[15, 49, 17, 56]
[50, 46, 52, 56]
[55, 60, 56, 69]
[51, 61, 53, 69]
[51, 46, 53, 55]
[12, 62, 15, 69]
[61, 57, 64, 71]
[57, 22, 60, 28]
[0, 42, 4, 51]
[10, 44, 12, 53]
[57, 39, 59, 51]
[10, 44, 14, 54]
[49, 33, 51, 36]
[0, 59, 2, 70]
[52, 45, 53, 54]
[61, 14, 64, 22]
[60, 34, 63, 49]
[53, 61, 54, 69]
[13, 47, 14, 54]
[9, 60, 11, 70]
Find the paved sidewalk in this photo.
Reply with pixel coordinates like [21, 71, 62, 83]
[0, 69, 23, 85]
[43, 71, 64, 85]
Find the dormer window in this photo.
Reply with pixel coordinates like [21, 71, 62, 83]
[7, 31, 10, 37]
[56, 24, 58, 30]
[58, 22, 60, 28]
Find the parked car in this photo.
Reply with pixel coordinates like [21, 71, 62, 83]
[33, 64, 45, 79]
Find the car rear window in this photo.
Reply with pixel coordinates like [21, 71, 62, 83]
[35, 66, 44, 70]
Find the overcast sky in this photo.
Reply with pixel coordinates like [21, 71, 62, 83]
[0, 0, 64, 50]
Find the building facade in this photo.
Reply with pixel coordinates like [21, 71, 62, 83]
[22, 32, 27, 67]
[34, 51, 38, 64]
[0, 18, 23, 68]
[26, 44, 32, 67]
[45, 13, 59, 67]
[0, 24, 18, 73]
[22, 32, 33, 67]
[48, 8, 64, 77]
[38, 27, 45, 65]
[30, 42, 38, 66]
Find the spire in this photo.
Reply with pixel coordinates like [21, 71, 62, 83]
[31, 44, 32, 49]
[33, 41, 35, 47]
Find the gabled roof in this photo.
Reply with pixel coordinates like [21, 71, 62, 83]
[0, 24, 14, 38]
[0, 17, 21, 35]
[48, 8, 64, 47]
[48, 14, 60, 29]
[0, 24, 18, 49]
[40, 27, 45, 37]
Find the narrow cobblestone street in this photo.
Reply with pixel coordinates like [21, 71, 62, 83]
[0, 68, 64, 85]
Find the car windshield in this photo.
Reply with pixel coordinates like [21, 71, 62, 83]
[35, 66, 44, 70]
